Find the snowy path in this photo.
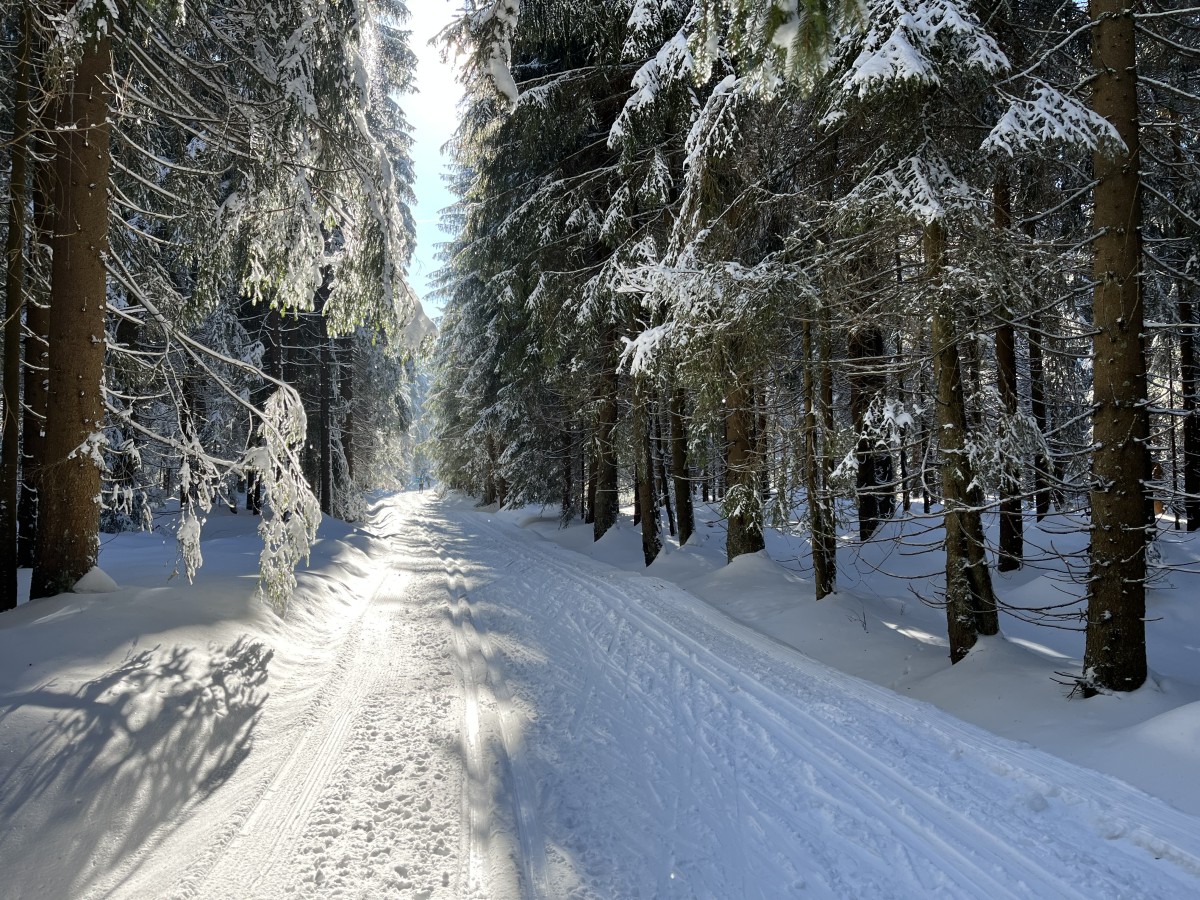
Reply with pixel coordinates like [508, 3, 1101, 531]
[99, 494, 1200, 898]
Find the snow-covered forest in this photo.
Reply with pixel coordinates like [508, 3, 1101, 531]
[0, 0, 430, 614]
[431, 0, 1200, 695]
[4, 1, 1200, 898]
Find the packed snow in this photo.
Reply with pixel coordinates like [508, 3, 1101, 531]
[2, 492, 1200, 898]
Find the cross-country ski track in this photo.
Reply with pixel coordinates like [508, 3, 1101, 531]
[30, 494, 1200, 898]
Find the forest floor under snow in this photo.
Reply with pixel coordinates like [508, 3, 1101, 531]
[1, 491, 1200, 898]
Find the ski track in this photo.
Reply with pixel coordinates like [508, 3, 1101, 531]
[98, 511, 467, 900]
[88, 494, 1200, 899]
[411, 500, 1200, 900]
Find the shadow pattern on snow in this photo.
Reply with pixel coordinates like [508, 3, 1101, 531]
[0, 637, 271, 896]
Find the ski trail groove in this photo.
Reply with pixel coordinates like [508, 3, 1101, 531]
[433, 531, 550, 900]
[443, 554, 494, 899]
[454, 507, 1200, 898]
[190, 606, 390, 896]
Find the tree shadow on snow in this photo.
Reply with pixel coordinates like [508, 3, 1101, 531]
[0, 637, 271, 896]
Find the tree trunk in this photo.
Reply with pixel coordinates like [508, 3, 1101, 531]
[1182, 278, 1199, 532]
[669, 385, 694, 546]
[483, 433, 498, 506]
[1166, 112, 1200, 532]
[561, 430, 574, 523]
[804, 318, 835, 598]
[1027, 323, 1052, 523]
[2, 9, 31, 609]
[633, 381, 660, 565]
[994, 178, 1023, 571]
[18, 178, 50, 564]
[593, 328, 619, 541]
[654, 409, 676, 538]
[318, 336, 333, 515]
[339, 335, 355, 487]
[585, 445, 597, 524]
[725, 375, 764, 562]
[927, 221, 999, 663]
[849, 325, 893, 541]
[30, 30, 112, 600]
[1084, 0, 1148, 693]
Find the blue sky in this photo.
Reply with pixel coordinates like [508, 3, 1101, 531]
[404, 2, 464, 320]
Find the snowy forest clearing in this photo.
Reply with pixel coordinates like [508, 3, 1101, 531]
[2, 492, 1200, 898]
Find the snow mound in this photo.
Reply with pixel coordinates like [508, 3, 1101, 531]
[74, 566, 118, 593]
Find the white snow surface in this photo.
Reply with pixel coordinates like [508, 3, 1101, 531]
[73, 565, 119, 594]
[1, 492, 1200, 898]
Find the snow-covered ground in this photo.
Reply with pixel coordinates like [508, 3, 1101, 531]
[2, 492, 1199, 898]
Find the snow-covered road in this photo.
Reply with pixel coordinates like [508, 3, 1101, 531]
[92, 494, 1200, 898]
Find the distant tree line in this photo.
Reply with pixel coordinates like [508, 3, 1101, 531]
[430, 0, 1199, 693]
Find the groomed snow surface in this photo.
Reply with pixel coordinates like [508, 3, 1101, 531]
[2, 491, 1200, 899]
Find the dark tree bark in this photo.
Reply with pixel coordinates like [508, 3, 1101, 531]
[819, 310, 838, 570]
[318, 336, 333, 515]
[18, 193, 50, 563]
[2, 9, 32, 609]
[482, 433, 498, 506]
[994, 178, 1023, 571]
[593, 327, 619, 541]
[633, 381, 661, 565]
[848, 326, 894, 541]
[1027, 305, 1052, 520]
[338, 335, 356, 487]
[804, 318, 835, 598]
[654, 411, 675, 538]
[561, 431, 574, 523]
[30, 30, 113, 600]
[1084, 0, 1148, 693]
[725, 376, 765, 562]
[669, 385, 694, 546]
[1167, 112, 1200, 532]
[1182, 276, 1200, 532]
[927, 221, 999, 663]
[585, 445, 597, 525]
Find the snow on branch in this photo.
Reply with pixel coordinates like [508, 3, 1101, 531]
[448, 0, 522, 109]
[610, 28, 696, 148]
[846, 146, 979, 224]
[840, 0, 1008, 100]
[983, 81, 1125, 157]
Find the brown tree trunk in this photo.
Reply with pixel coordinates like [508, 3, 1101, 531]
[30, 30, 112, 600]
[2, 9, 31, 609]
[654, 408, 676, 538]
[338, 335, 355, 486]
[593, 327, 619, 541]
[585, 445, 597, 524]
[633, 381, 660, 565]
[483, 433, 498, 506]
[804, 318, 835, 598]
[994, 178, 1023, 571]
[18, 198, 50, 563]
[18, 16, 53, 569]
[1027, 319, 1052, 522]
[849, 324, 894, 541]
[725, 375, 764, 562]
[1084, 0, 1148, 693]
[318, 338, 333, 515]
[1182, 280, 1199, 532]
[561, 431, 574, 523]
[669, 385, 694, 546]
[1166, 112, 1200, 532]
[928, 221, 999, 663]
